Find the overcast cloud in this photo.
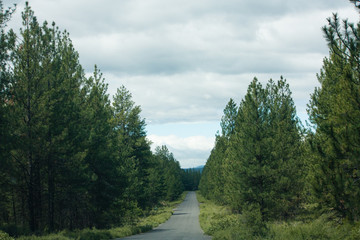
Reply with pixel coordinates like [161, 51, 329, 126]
[4, 0, 359, 167]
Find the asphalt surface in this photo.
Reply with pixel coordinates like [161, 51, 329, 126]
[118, 191, 212, 240]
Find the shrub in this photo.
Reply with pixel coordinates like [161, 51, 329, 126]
[241, 203, 267, 237]
[0, 231, 14, 240]
[269, 215, 360, 240]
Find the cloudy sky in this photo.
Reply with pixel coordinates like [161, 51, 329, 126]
[4, 0, 359, 168]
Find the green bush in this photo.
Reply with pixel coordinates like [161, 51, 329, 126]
[241, 203, 267, 237]
[76, 228, 112, 240]
[347, 222, 360, 240]
[212, 227, 254, 240]
[207, 214, 239, 235]
[269, 216, 360, 240]
[197, 191, 360, 240]
[198, 194, 267, 240]
[0, 224, 30, 237]
[0, 230, 14, 240]
[19, 234, 70, 240]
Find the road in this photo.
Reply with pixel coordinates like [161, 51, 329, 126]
[118, 191, 211, 240]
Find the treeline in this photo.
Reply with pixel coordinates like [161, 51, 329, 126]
[200, 2, 360, 236]
[181, 168, 202, 191]
[0, 2, 184, 234]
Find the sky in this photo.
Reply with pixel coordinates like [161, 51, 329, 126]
[3, 0, 359, 168]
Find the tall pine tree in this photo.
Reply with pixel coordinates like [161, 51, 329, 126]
[308, 13, 360, 221]
[221, 77, 303, 221]
[199, 98, 237, 204]
[0, 0, 16, 226]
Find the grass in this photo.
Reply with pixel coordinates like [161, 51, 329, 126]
[11, 192, 187, 240]
[196, 192, 234, 235]
[196, 192, 250, 239]
[196, 191, 360, 240]
[267, 218, 360, 240]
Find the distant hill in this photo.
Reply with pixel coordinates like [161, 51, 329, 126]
[183, 165, 204, 172]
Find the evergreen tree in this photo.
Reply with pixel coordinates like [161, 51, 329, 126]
[220, 98, 237, 138]
[154, 145, 184, 201]
[349, 0, 360, 9]
[221, 77, 303, 221]
[10, 4, 54, 230]
[200, 98, 237, 204]
[82, 66, 117, 228]
[181, 168, 201, 191]
[0, 1, 186, 234]
[224, 78, 270, 215]
[199, 135, 227, 203]
[266, 78, 303, 219]
[146, 158, 166, 206]
[7, 3, 90, 230]
[111, 85, 153, 210]
[308, 13, 360, 221]
[0, 0, 16, 226]
[39, 21, 88, 231]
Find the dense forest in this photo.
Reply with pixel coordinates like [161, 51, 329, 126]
[0, 2, 200, 235]
[199, 0, 360, 237]
[181, 168, 202, 191]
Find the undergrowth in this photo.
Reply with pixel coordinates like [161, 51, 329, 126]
[196, 192, 360, 240]
[5, 192, 187, 240]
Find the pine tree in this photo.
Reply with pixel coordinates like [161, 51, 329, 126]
[199, 98, 237, 204]
[221, 98, 237, 138]
[266, 78, 303, 219]
[82, 66, 117, 228]
[181, 168, 201, 191]
[154, 145, 184, 201]
[349, 0, 360, 9]
[199, 135, 226, 202]
[224, 78, 270, 215]
[10, 4, 52, 230]
[44, 26, 88, 231]
[0, 0, 16, 226]
[223, 77, 303, 221]
[111, 85, 153, 210]
[308, 13, 360, 221]
[0, 0, 187, 233]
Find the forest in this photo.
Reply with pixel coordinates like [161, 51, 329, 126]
[0, 2, 201, 238]
[2, 0, 360, 239]
[199, 0, 360, 239]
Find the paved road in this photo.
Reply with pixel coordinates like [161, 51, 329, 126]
[118, 191, 211, 240]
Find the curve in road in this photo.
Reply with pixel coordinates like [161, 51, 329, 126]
[118, 191, 211, 240]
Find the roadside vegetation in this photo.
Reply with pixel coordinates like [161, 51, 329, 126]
[0, 192, 186, 240]
[199, 1, 360, 239]
[197, 192, 360, 240]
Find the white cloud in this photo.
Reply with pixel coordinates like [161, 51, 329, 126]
[5, 0, 359, 165]
[105, 72, 247, 123]
[147, 134, 215, 168]
[104, 71, 321, 125]
[148, 134, 214, 151]
[8, 0, 358, 77]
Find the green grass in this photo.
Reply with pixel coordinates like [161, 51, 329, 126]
[267, 217, 360, 240]
[196, 192, 251, 239]
[196, 192, 234, 235]
[196, 191, 360, 240]
[13, 192, 187, 240]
